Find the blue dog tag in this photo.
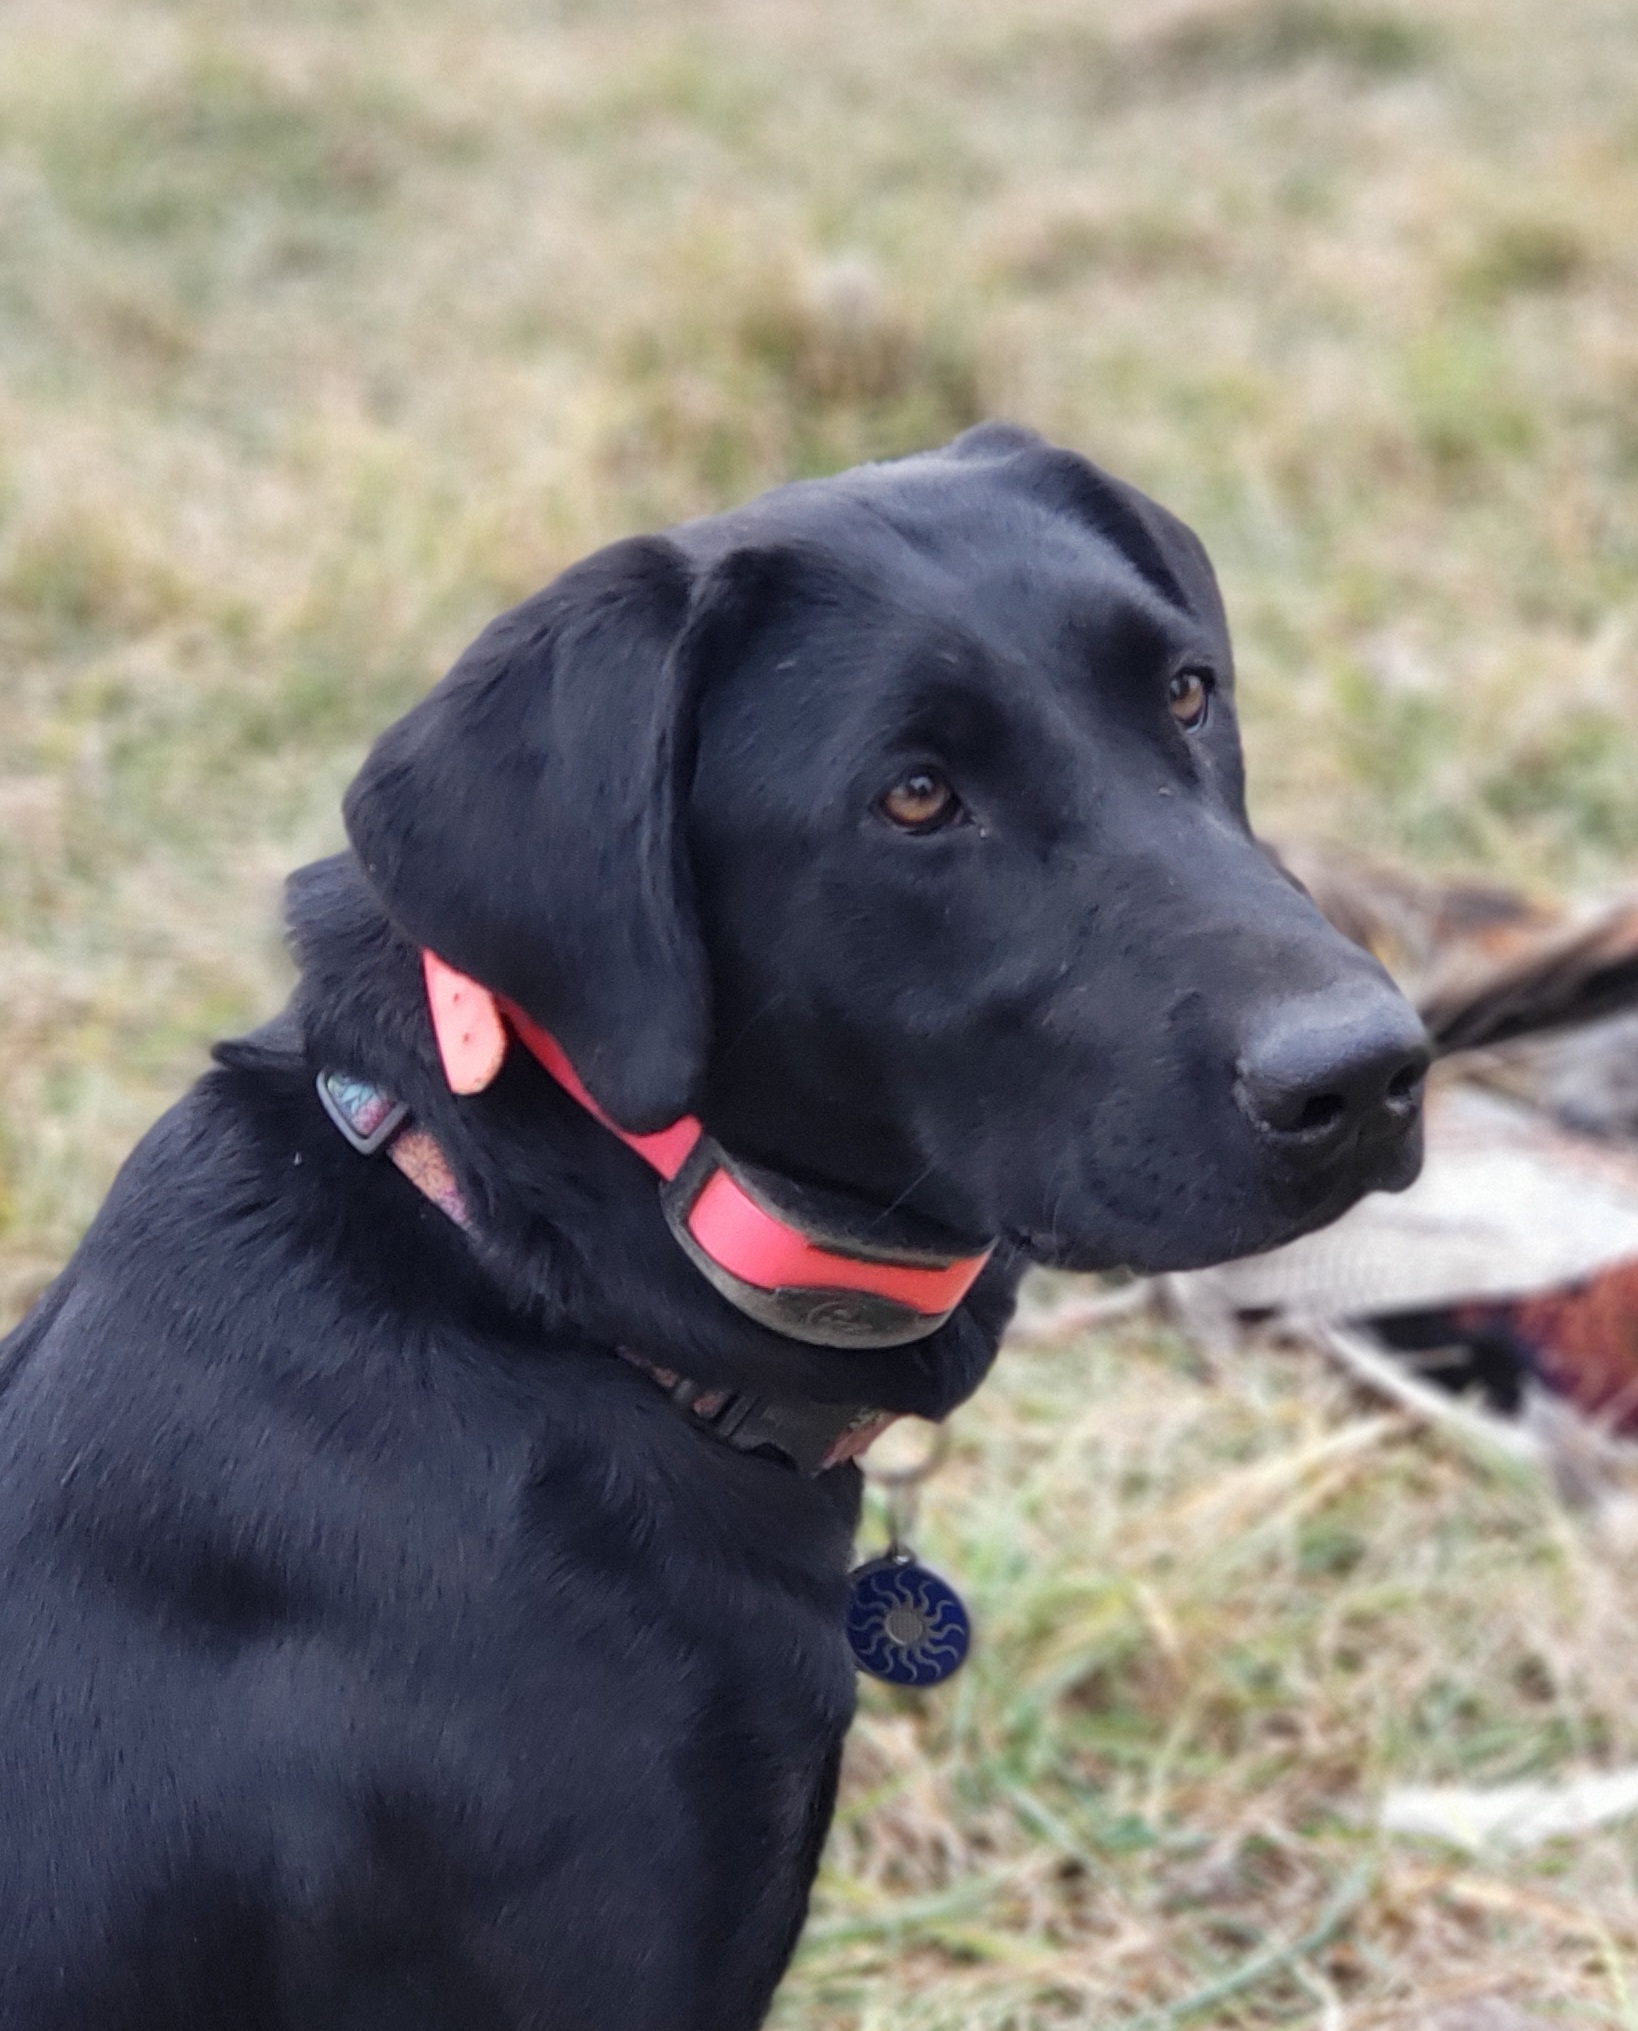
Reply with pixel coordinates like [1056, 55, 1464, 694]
[845, 1553, 970, 1687]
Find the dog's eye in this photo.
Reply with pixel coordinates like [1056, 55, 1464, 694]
[880, 768, 961, 832]
[1167, 669, 1211, 730]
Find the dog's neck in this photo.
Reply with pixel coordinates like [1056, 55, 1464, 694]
[268, 854, 1019, 1418]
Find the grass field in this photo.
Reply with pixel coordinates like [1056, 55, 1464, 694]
[5, 0, 1638, 2020]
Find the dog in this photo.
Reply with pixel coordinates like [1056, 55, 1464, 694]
[0, 423, 1426, 2029]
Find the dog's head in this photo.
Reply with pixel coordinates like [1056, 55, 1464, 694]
[345, 423, 1425, 1282]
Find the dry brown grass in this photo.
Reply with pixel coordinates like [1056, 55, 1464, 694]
[787, 1323, 1638, 2026]
[5, 0, 1638, 2019]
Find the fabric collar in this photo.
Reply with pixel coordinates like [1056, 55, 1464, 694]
[315, 1068, 895, 1476]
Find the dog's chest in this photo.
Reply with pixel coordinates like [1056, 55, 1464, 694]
[331, 1405, 859, 2023]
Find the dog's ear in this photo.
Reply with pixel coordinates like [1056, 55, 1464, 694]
[343, 535, 711, 1133]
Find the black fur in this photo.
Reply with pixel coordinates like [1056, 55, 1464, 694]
[0, 426, 1425, 2028]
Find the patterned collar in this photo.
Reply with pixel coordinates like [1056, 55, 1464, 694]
[315, 1070, 895, 1477]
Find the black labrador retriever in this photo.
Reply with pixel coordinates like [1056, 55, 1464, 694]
[0, 424, 1425, 2029]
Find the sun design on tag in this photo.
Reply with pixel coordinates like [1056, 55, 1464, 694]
[845, 1557, 970, 1687]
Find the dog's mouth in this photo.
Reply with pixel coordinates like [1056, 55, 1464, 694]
[1014, 1104, 1425, 1278]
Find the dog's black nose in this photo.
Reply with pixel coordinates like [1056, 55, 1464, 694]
[1235, 989, 1429, 1150]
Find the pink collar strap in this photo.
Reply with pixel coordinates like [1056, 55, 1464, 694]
[422, 951, 992, 1349]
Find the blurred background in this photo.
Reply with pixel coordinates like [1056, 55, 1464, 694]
[4, 0, 1638, 2021]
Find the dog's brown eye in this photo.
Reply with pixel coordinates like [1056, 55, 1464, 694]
[881, 768, 960, 832]
[1168, 669, 1211, 729]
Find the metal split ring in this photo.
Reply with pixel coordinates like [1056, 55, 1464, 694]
[860, 1419, 950, 1490]
[861, 1420, 950, 1556]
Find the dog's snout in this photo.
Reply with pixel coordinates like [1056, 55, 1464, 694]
[1235, 989, 1429, 1152]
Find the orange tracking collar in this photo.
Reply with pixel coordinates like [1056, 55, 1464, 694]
[421, 951, 992, 1349]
